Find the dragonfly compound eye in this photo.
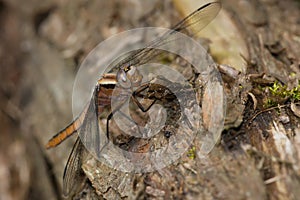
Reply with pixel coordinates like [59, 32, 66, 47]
[127, 66, 143, 87]
[117, 69, 131, 88]
[127, 65, 136, 76]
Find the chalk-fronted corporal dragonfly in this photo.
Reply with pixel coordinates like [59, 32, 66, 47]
[46, 1, 221, 198]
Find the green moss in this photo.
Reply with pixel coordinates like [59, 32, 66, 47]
[263, 81, 300, 108]
[268, 81, 300, 101]
[187, 146, 196, 159]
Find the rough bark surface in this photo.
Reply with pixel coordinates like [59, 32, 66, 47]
[0, 0, 300, 200]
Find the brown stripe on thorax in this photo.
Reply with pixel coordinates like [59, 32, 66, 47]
[97, 73, 117, 106]
[98, 74, 117, 86]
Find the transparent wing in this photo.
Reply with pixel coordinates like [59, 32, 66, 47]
[78, 90, 101, 158]
[63, 89, 101, 198]
[109, 1, 221, 71]
[62, 137, 87, 198]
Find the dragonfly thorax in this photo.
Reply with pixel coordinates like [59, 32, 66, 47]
[97, 73, 117, 85]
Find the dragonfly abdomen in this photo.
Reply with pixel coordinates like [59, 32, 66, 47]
[46, 106, 87, 149]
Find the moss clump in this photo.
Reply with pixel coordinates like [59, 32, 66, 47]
[269, 81, 300, 101]
[263, 81, 300, 108]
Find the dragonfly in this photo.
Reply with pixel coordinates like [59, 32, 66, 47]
[46, 1, 221, 198]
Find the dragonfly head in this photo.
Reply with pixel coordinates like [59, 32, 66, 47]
[117, 65, 143, 88]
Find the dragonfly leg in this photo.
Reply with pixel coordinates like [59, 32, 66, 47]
[106, 105, 143, 140]
[132, 83, 157, 112]
[106, 112, 113, 139]
[106, 105, 122, 140]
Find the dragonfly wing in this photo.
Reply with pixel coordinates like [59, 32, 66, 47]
[62, 137, 88, 198]
[78, 88, 101, 158]
[171, 1, 221, 35]
[63, 88, 101, 198]
[110, 1, 221, 71]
